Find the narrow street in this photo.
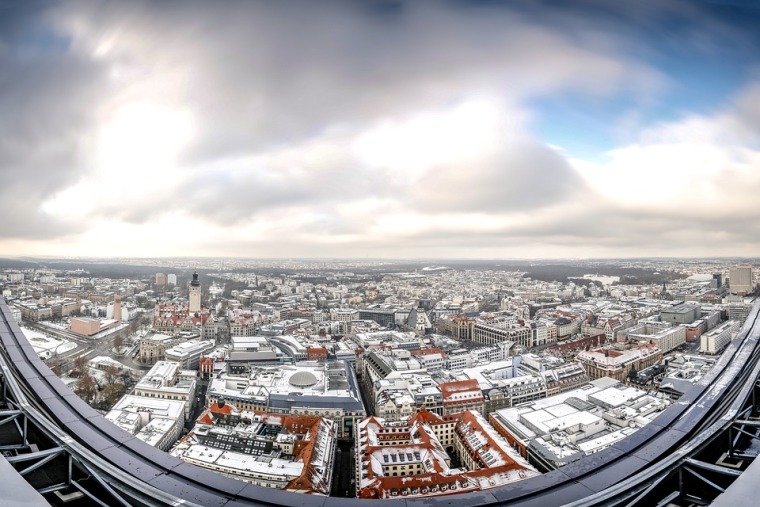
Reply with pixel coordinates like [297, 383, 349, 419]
[331, 439, 356, 497]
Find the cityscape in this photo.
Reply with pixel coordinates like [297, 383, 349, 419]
[0, 256, 758, 502]
[2, 0, 760, 506]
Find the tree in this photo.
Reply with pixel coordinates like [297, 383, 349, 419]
[113, 334, 124, 351]
[73, 354, 89, 373]
[76, 372, 98, 403]
[104, 365, 120, 386]
[101, 383, 126, 407]
[49, 358, 64, 377]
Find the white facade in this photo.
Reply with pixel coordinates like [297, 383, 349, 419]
[134, 361, 196, 420]
[700, 320, 739, 355]
[105, 395, 185, 451]
[165, 339, 216, 369]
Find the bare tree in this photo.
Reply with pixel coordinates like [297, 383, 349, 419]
[76, 372, 98, 403]
[101, 383, 126, 407]
[104, 364, 120, 385]
[73, 354, 88, 373]
[113, 334, 124, 351]
[49, 357, 64, 377]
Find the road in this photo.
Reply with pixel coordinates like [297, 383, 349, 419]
[331, 439, 356, 497]
[23, 319, 151, 374]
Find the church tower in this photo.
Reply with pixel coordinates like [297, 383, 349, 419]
[189, 271, 201, 313]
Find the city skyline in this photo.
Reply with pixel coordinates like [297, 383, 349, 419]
[2, 1, 760, 259]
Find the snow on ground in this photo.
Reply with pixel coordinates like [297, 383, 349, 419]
[21, 327, 77, 359]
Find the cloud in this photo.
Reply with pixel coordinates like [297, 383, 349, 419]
[566, 81, 760, 254]
[0, 0, 757, 258]
[0, 9, 108, 238]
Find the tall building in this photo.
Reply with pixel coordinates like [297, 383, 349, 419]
[114, 294, 122, 322]
[167, 273, 177, 286]
[189, 271, 201, 313]
[729, 265, 753, 296]
[155, 273, 167, 287]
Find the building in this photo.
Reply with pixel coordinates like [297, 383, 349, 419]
[576, 343, 662, 382]
[373, 376, 442, 419]
[152, 303, 217, 340]
[307, 347, 328, 361]
[729, 265, 753, 296]
[618, 322, 686, 353]
[206, 361, 365, 438]
[133, 361, 197, 420]
[105, 395, 185, 451]
[113, 294, 122, 322]
[228, 335, 281, 362]
[69, 317, 101, 336]
[727, 301, 751, 325]
[228, 311, 259, 336]
[700, 320, 739, 355]
[168, 273, 177, 285]
[436, 315, 475, 341]
[473, 321, 531, 347]
[358, 308, 397, 328]
[439, 379, 485, 415]
[355, 409, 539, 499]
[659, 303, 701, 326]
[489, 378, 668, 470]
[171, 402, 337, 495]
[156, 273, 167, 287]
[330, 308, 360, 322]
[189, 271, 201, 313]
[139, 333, 184, 364]
[164, 339, 216, 369]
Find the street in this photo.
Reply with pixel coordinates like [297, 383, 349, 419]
[331, 439, 356, 497]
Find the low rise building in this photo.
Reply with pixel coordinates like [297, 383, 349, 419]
[355, 409, 539, 499]
[576, 343, 662, 382]
[618, 321, 686, 353]
[439, 379, 485, 416]
[133, 361, 197, 420]
[172, 402, 337, 495]
[660, 303, 701, 325]
[105, 395, 185, 451]
[700, 320, 739, 355]
[473, 321, 531, 347]
[228, 335, 281, 362]
[489, 378, 668, 470]
[207, 360, 365, 438]
[69, 317, 101, 336]
[139, 333, 184, 364]
[164, 339, 216, 369]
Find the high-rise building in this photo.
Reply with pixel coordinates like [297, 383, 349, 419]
[167, 273, 177, 286]
[189, 272, 201, 313]
[155, 273, 167, 287]
[114, 294, 122, 322]
[729, 265, 753, 296]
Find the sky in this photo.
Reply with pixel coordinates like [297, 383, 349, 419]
[1, 0, 760, 260]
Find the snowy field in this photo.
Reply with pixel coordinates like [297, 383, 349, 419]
[21, 327, 77, 359]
